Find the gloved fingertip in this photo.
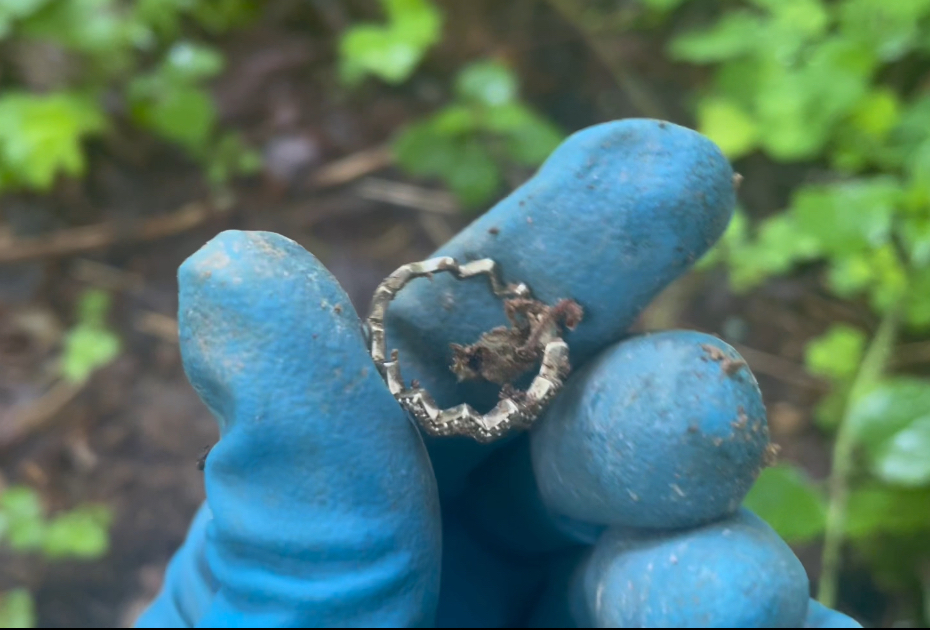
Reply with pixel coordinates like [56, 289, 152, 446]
[532, 330, 769, 529]
[804, 600, 864, 628]
[177, 230, 369, 428]
[577, 509, 809, 627]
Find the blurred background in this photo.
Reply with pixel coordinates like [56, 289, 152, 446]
[0, 0, 929, 627]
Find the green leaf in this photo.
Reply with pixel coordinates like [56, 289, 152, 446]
[503, 116, 564, 167]
[804, 324, 867, 382]
[0, 487, 45, 552]
[850, 88, 901, 140]
[826, 252, 875, 297]
[814, 385, 850, 432]
[0, 590, 35, 629]
[865, 244, 909, 312]
[483, 103, 563, 166]
[164, 42, 225, 82]
[848, 378, 930, 443]
[20, 0, 135, 63]
[905, 267, 930, 328]
[839, 0, 930, 61]
[429, 105, 477, 136]
[206, 133, 262, 187]
[752, 39, 875, 161]
[1, 0, 50, 18]
[872, 415, 930, 486]
[455, 60, 518, 107]
[898, 212, 930, 267]
[749, 0, 828, 37]
[131, 86, 216, 154]
[845, 484, 930, 539]
[61, 326, 120, 384]
[743, 464, 827, 543]
[445, 139, 502, 210]
[76, 289, 111, 327]
[189, 0, 258, 33]
[0, 93, 105, 190]
[831, 89, 903, 171]
[393, 120, 461, 176]
[846, 377, 930, 485]
[789, 179, 899, 257]
[640, 0, 687, 10]
[394, 122, 502, 207]
[669, 11, 766, 63]
[826, 244, 908, 311]
[0, 0, 48, 39]
[696, 97, 759, 159]
[886, 96, 930, 178]
[339, 0, 441, 85]
[61, 289, 120, 384]
[132, 0, 189, 40]
[340, 26, 421, 85]
[387, 0, 442, 45]
[725, 214, 819, 291]
[753, 68, 827, 160]
[41, 505, 112, 560]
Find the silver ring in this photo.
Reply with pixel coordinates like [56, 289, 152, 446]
[366, 256, 575, 443]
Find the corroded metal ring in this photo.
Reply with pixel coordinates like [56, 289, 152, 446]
[366, 257, 571, 443]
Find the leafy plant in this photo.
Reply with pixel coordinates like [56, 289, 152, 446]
[339, 0, 443, 86]
[663, 0, 930, 620]
[338, 3, 561, 210]
[0, 485, 113, 628]
[393, 59, 565, 209]
[0, 0, 260, 196]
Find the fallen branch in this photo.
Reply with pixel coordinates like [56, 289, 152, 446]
[135, 311, 180, 344]
[355, 177, 460, 215]
[0, 201, 215, 264]
[0, 379, 84, 450]
[309, 145, 394, 189]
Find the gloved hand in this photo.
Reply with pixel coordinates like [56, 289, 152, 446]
[135, 119, 862, 628]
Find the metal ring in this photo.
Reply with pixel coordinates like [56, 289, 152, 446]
[366, 256, 571, 443]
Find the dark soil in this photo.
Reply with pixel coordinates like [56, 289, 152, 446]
[0, 1, 891, 627]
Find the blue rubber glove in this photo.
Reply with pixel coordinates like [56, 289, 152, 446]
[135, 119, 862, 628]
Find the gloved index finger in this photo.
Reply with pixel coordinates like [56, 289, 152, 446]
[383, 118, 737, 494]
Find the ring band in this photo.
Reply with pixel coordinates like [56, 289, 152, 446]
[366, 257, 571, 443]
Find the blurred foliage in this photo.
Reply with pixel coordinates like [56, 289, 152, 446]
[744, 464, 826, 543]
[393, 59, 565, 209]
[339, 0, 563, 210]
[61, 289, 120, 384]
[666, 0, 930, 619]
[0, 92, 105, 190]
[0, 589, 34, 629]
[339, 0, 442, 85]
[0, 485, 112, 628]
[0, 0, 260, 196]
[0, 289, 122, 627]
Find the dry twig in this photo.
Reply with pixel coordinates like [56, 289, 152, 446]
[0, 202, 215, 264]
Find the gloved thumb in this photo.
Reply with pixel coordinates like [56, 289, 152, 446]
[137, 231, 441, 627]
